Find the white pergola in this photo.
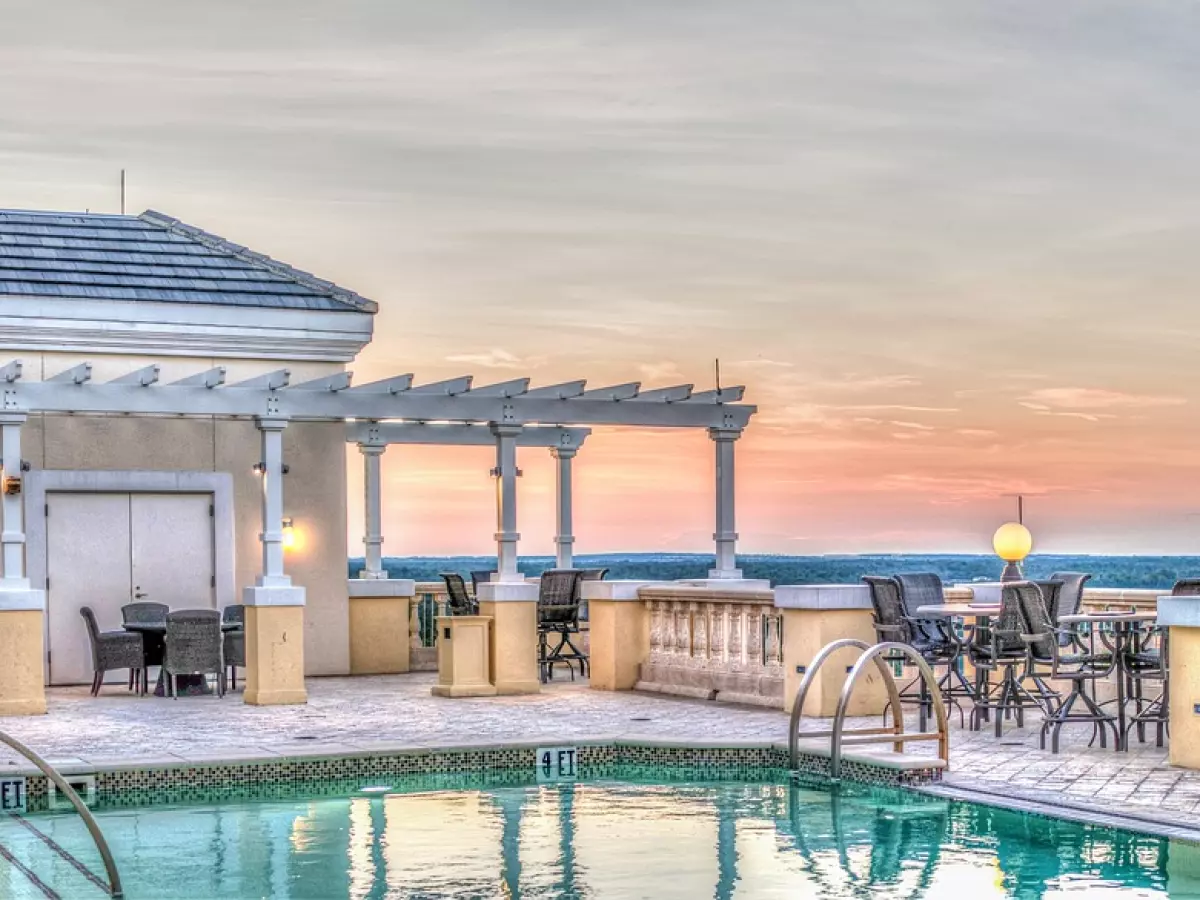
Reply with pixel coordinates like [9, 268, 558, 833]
[0, 360, 756, 608]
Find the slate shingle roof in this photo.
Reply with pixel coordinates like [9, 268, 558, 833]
[0, 208, 377, 313]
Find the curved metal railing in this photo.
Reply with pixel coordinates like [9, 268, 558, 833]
[787, 639, 949, 780]
[0, 729, 123, 897]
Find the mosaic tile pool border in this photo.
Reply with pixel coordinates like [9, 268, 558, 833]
[14, 741, 943, 812]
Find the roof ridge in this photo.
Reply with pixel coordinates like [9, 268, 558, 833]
[138, 209, 378, 314]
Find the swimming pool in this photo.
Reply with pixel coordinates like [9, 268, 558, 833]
[0, 768, 1186, 899]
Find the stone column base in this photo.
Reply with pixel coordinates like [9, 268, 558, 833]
[243, 599, 307, 707]
[431, 615, 497, 698]
[478, 581, 540, 695]
[1170, 624, 1200, 768]
[0, 600, 47, 716]
[781, 607, 889, 717]
[348, 580, 415, 675]
[585, 582, 652, 691]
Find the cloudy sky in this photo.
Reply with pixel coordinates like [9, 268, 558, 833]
[4, 1, 1200, 555]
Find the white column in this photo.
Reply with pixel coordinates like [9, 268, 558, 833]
[491, 424, 522, 582]
[359, 443, 387, 580]
[244, 417, 304, 604]
[709, 427, 743, 580]
[0, 416, 27, 585]
[0, 415, 40, 605]
[552, 447, 576, 569]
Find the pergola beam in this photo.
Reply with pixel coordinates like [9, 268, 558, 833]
[1, 360, 756, 429]
[347, 422, 590, 449]
[169, 367, 226, 388]
[345, 374, 414, 394]
[47, 362, 91, 384]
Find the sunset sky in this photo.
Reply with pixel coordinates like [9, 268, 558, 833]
[4, 1, 1200, 556]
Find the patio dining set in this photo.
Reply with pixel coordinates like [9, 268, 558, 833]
[440, 567, 608, 683]
[864, 572, 1178, 754]
[80, 602, 245, 699]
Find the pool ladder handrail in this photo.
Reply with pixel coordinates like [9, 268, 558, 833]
[787, 639, 949, 780]
[0, 728, 123, 898]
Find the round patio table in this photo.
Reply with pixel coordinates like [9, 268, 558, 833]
[124, 621, 241, 697]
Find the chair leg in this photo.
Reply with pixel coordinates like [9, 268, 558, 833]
[128, 669, 134, 691]
[90, 672, 101, 697]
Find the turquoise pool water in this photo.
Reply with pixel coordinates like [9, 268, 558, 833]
[0, 770, 1186, 899]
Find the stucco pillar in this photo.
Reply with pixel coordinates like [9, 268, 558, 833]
[243, 418, 307, 706]
[585, 581, 652, 690]
[709, 427, 743, 579]
[1160, 596, 1198, 768]
[0, 414, 46, 715]
[359, 442, 387, 580]
[552, 446, 576, 569]
[491, 424, 522, 582]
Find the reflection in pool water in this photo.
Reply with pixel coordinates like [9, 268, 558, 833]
[0, 772, 1190, 898]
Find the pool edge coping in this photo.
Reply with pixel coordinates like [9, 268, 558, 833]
[914, 781, 1200, 844]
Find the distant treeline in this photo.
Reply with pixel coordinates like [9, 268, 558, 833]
[348, 554, 1200, 590]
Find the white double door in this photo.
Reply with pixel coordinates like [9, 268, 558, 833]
[46, 492, 216, 686]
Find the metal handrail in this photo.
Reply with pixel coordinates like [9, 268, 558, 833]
[0, 729, 123, 898]
[787, 639, 949, 781]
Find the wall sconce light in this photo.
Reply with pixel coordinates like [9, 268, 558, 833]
[252, 462, 290, 475]
[2, 475, 19, 496]
[282, 517, 296, 549]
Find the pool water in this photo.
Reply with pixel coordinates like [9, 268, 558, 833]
[0, 769, 1187, 899]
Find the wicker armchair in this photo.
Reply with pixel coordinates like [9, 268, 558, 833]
[440, 573, 478, 615]
[893, 573, 974, 723]
[164, 609, 225, 699]
[968, 582, 1051, 737]
[1014, 581, 1118, 753]
[222, 604, 246, 691]
[81, 607, 144, 697]
[538, 569, 585, 682]
[121, 601, 168, 693]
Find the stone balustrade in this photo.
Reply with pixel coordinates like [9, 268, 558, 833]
[634, 584, 785, 707]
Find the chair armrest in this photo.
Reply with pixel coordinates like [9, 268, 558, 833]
[873, 624, 907, 636]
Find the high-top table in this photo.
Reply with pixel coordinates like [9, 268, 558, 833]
[1059, 610, 1158, 751]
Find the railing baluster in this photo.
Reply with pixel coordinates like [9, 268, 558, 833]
[691, 601, 708, 667]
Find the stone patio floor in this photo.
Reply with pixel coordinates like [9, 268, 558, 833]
[0, 673, 1191, 837]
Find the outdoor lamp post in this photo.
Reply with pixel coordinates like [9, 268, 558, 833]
[993, 522, 1032, 582]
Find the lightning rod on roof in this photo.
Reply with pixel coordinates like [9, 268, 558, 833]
[120, 169, 126, 215]
[715, 358, 721, 392]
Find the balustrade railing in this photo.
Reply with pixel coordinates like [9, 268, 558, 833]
[643, 591, 783, 694]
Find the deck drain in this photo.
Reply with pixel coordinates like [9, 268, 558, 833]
[293, 735, 319, 741]
[630, 717, 652, 722]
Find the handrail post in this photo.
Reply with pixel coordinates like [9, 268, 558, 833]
[0, 729, 123, 897]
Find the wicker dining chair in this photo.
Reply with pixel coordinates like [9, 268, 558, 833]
[893, 573, 974, 723]
[1046, 572, 1092, 633]
[537, 569, 586, 682]
[164, 610, 225, 699]
[121, 601, 169, 694]
[222, 604, 246, 691]
[80, 607, 145, 697]
[440, 573, 478, 615]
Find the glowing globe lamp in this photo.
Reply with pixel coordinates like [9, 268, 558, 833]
[992, 522, 1033, 582]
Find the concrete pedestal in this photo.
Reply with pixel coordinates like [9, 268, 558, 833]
[243, 585, 307, 706]
[1160, 596, 1197, 768]
[585, 581, 653, 691]
[0, 595, 47, 715]
[431, 615, 497, 698]
[477, 581, 540, 695]
[348, 579, 416, 675]
[776, 585, 889, 717]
